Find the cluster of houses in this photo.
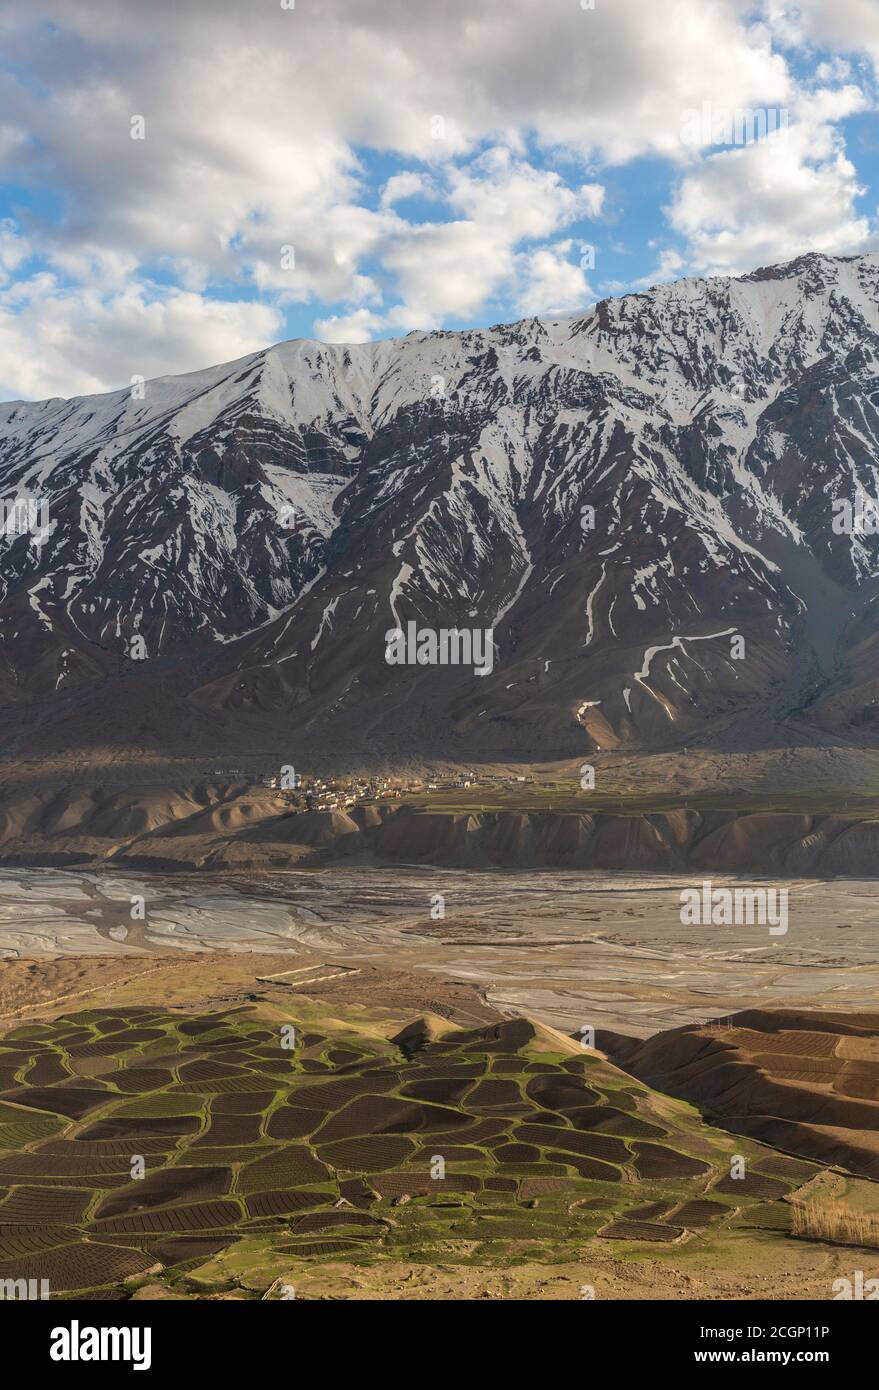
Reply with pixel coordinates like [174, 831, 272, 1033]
[253, 769, 534, 812]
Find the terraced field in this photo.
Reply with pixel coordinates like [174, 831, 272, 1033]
[605, 1009, 879, 1180]
[0, 1004, 822, 1298]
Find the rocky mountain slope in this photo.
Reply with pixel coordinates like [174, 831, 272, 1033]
[1, 251, 879, 773]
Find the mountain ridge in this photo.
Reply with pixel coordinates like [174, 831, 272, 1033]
[2, 250, 879, 777]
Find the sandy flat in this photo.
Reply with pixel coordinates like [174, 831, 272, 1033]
[1, 866, 879, 1035]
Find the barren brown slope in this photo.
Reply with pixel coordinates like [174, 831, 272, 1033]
[599, 1009, 879, 1180]
[8, 775, 879, 873]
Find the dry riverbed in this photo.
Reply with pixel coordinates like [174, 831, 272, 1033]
[1, 866, 879, 1036]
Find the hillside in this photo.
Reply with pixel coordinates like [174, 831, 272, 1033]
[602, 1008, 879, 1180]
[0, 998, 833, 1300]
[1, 253, 879, 787]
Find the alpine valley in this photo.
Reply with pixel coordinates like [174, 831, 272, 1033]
[2, 251, 879, 871]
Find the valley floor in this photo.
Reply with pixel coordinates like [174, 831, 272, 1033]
[3, 865, 879, 1035]
[2, 871, 879, 1302]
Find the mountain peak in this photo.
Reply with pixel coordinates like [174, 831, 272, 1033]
[1, 250, 878, 773]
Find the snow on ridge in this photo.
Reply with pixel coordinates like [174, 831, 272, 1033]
[2, 252, 875, 435]
[0, 249, 875, 679]
[631, 628, 739, 720]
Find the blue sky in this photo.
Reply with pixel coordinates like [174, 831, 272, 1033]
[0, 0, 876, 400]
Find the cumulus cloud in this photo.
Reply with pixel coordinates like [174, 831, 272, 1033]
[380, 173, 437, 210]
[0, 220, 28, 285]
[376, 151, 604, 329]
[0, 274, 281, 399]
[0, 0, 876, 394]
[764, 0, 879, 77]
[629, 249, 687, 290]
[514, 243, 594, 317]
[668, 87, 876, 274]
[312, 307, 388, 345]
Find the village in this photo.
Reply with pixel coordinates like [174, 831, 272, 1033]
[256, 768, 535, 813]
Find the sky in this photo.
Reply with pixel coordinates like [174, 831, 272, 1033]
[0, 0, 877, 401]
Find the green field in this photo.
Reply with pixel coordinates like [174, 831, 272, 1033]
[0, 1000, 825, 1298]
[378, 782, 879, 818]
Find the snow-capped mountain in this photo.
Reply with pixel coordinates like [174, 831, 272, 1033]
[2, 251, 879, 766]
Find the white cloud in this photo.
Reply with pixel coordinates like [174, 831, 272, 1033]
[0, 0, 876, 393]
[764, 0, 879, 77]
[668, 87, 876, 274]
[379, 151, 604, 329]
[0, 220, 28, 285]
[0, 274, 281, 399]
[447, 149, 604, 236]
[312, 307, 387, 344]
[0, 1, 793, 290]
[514, 243, 594, 316]
[380, 173, 435, 209]
[629, 249, 687, 290]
